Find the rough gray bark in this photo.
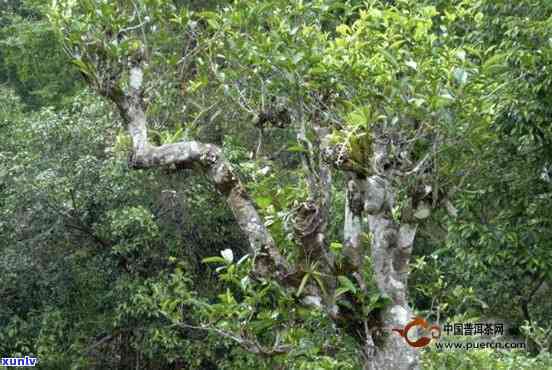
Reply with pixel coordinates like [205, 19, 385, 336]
[108, 67, 290, 279]
[343, 172, 365, 272]
[364, 175, 418, 370]
[339, 173, 419, 370]
[332, 133, 421, 370]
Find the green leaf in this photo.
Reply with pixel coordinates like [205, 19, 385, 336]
[312, 274, 327, 297]
[482, 52, 509, 73]
[287, 144, 307, 153]
[202, 256, 226, 264]
[337, 275, 357, 294]
[255, 196, 272, 209]
[292, 52, 304, 65]
[379, 48, 399, 69]
[296, 273, 311, 297]
[207, 19, 219, 29]
[335, 287, 350, 298]
[330, 242, 343, 254]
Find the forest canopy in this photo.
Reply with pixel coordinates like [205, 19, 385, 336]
[1, 0, 551, 369]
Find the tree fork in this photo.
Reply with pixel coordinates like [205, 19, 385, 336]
[103, 66, 291, 281]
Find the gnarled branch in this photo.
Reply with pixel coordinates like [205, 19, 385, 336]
[100, 66, 290, 279]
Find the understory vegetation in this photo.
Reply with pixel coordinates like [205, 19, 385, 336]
[1, 0, 551, 369]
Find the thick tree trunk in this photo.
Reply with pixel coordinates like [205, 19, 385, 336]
[362, 175, 419, 370]
[341, 172, 419, 370]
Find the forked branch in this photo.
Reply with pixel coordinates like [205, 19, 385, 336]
[99, 66, 290, 279]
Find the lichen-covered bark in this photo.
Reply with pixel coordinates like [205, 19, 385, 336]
[333, 133, 421, 370]
[365, 216, 418, 369]
[340, 174, 418, 370]
[344, 172, 365, 272]
[107, 67, 290, 279]
[362, 175, 419, 369]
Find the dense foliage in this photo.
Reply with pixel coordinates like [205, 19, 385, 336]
[1, 0, 551, 369]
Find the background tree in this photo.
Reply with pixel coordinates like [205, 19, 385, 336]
[1, 0, 551, 369]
